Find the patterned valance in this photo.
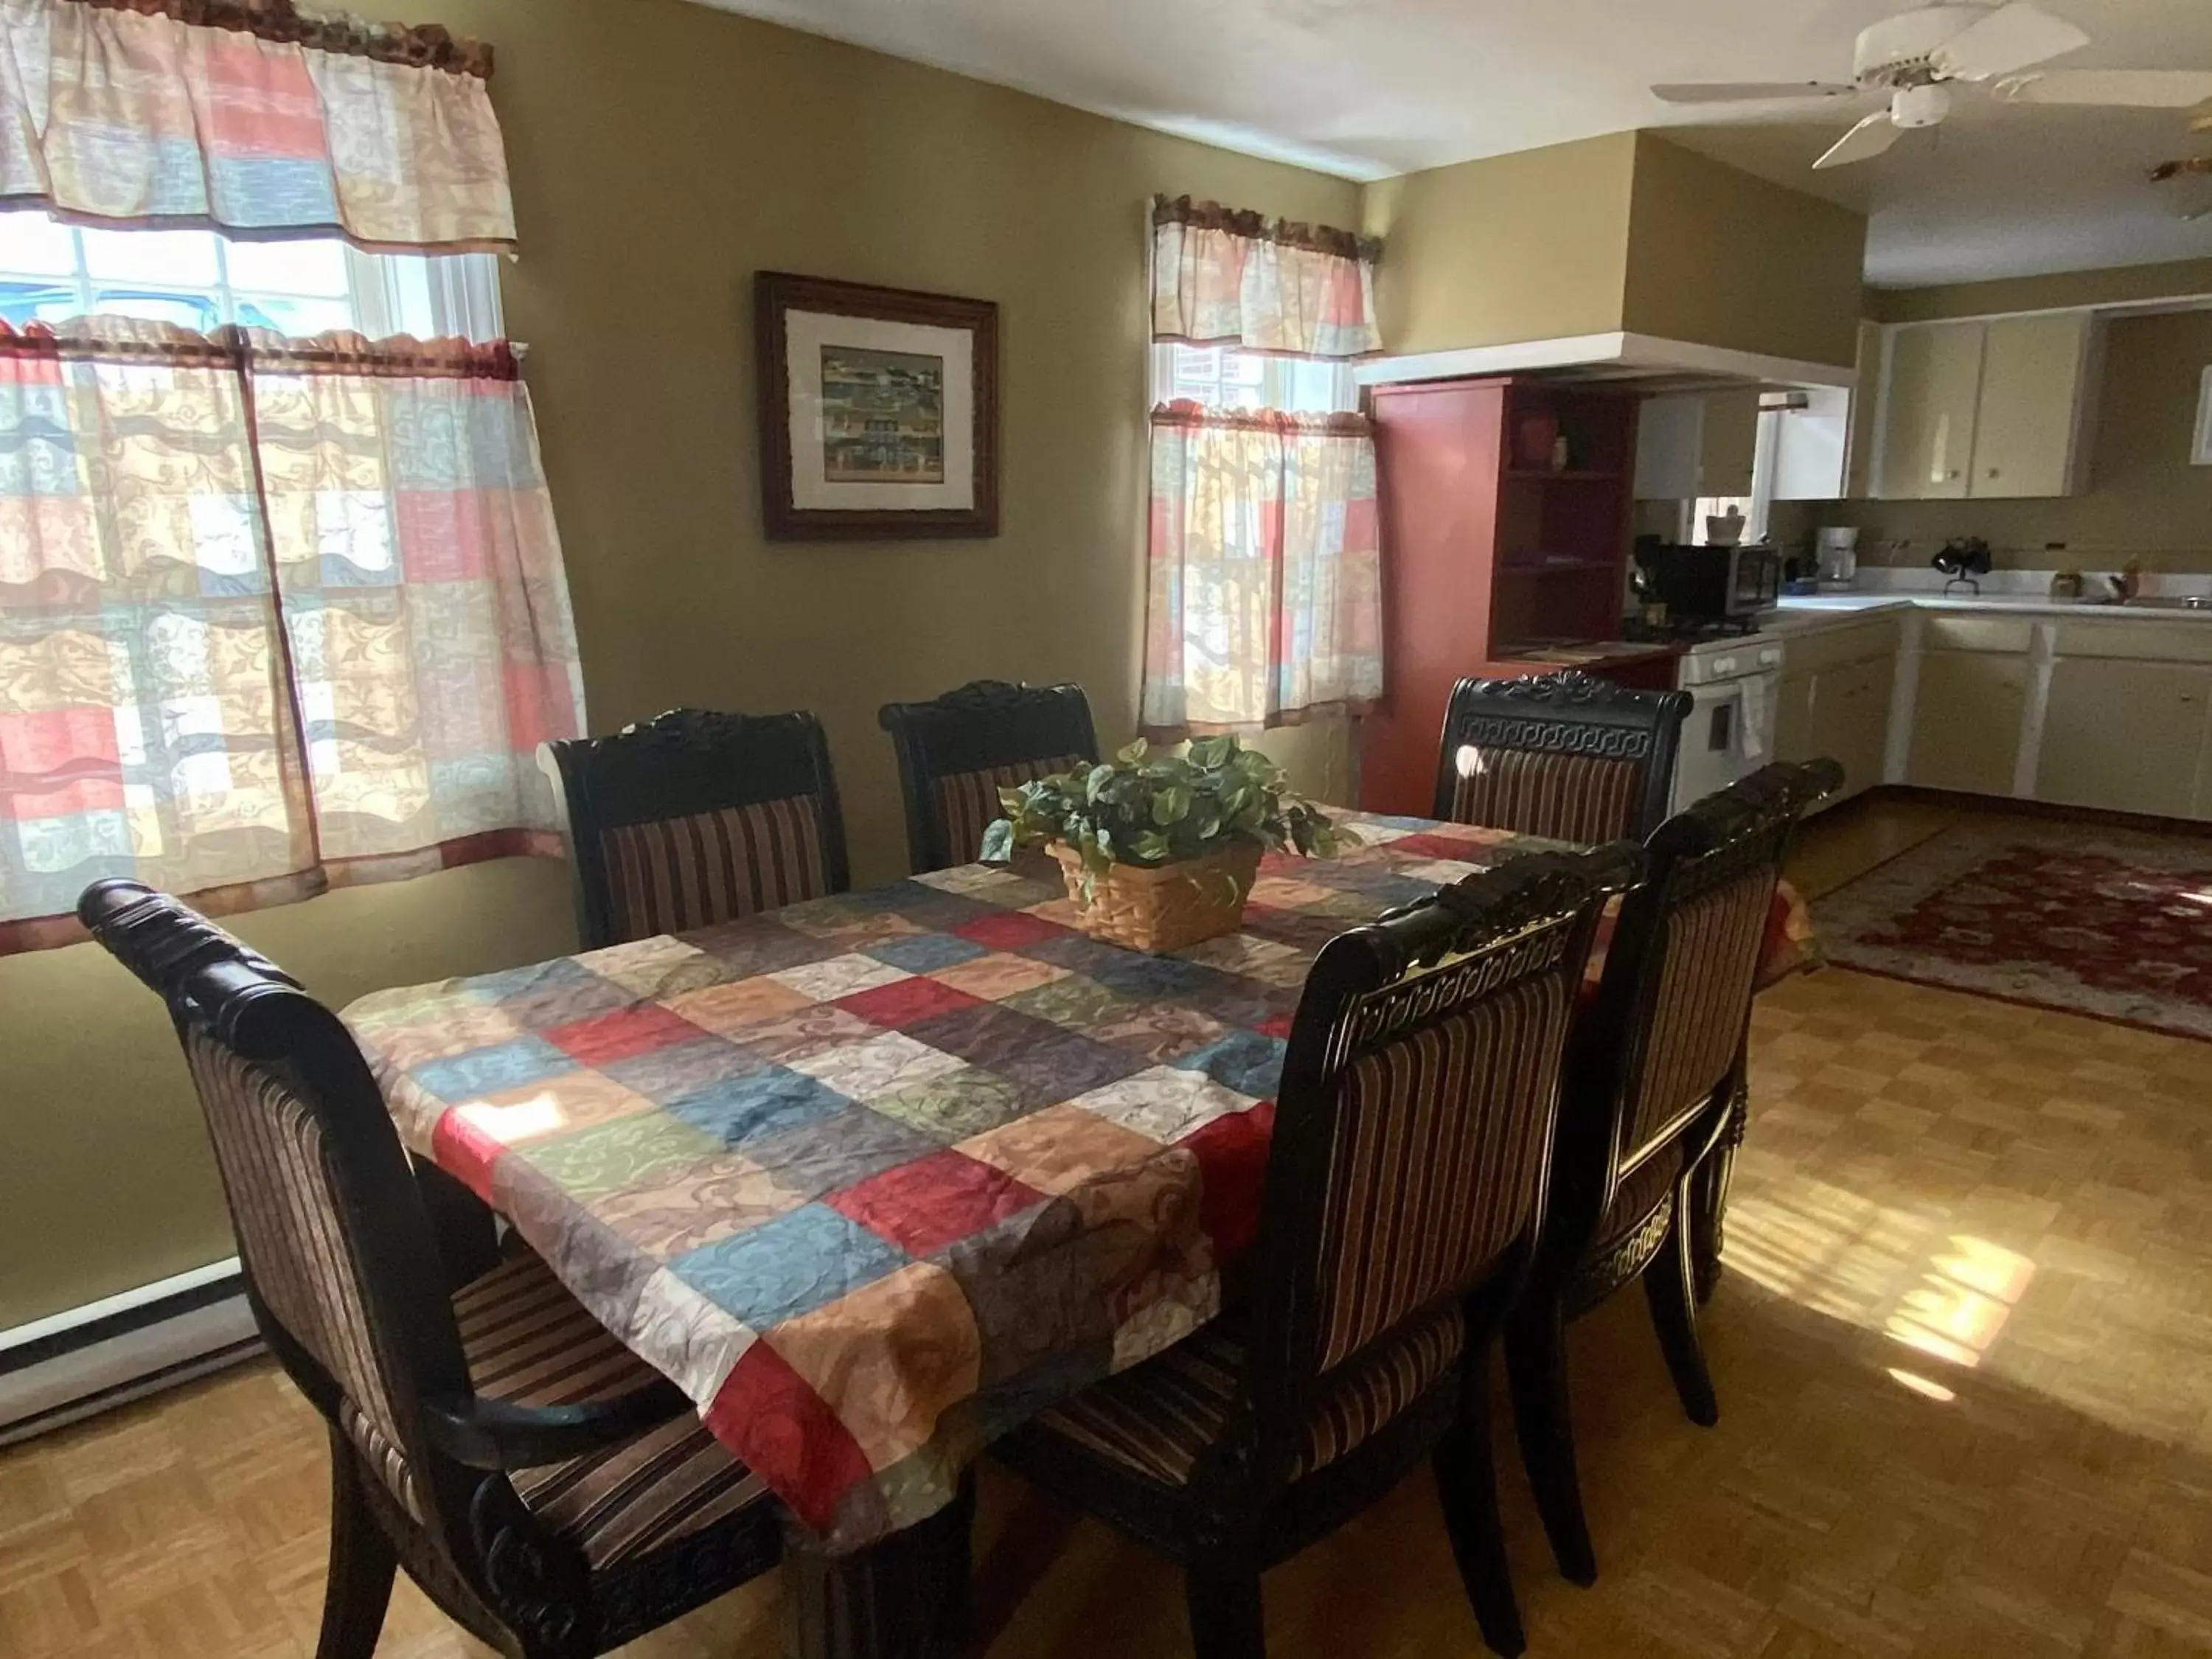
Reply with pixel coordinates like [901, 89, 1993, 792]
[1150, 194, 1382, 361]
[0, 0, 515, 251]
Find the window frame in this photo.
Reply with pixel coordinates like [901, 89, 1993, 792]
[0, 215, 505, 342]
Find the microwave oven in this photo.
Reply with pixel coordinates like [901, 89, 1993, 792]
[1635, 541, 1782, 625]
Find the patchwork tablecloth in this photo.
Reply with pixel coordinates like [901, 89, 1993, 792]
[346, 813, 1809, 1551]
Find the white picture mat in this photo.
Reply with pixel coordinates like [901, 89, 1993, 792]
[785, 310, 975, 511]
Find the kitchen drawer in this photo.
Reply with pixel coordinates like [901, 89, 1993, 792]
[2049, 620, 2212, 665]
[1779, 617, 1904, 676]
[1924, 616, 2035, 654]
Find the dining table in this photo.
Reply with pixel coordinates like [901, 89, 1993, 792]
[344, 809, 1814, 1659]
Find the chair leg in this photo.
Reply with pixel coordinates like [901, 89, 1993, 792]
[1185, 1562, 1266, 1659]
[317, 1432, 396, 1659]
[1431, 1346, 1526, 1657]
[1645, 1191, 1721, 1428]
[1505, 1299, 1597, 1587]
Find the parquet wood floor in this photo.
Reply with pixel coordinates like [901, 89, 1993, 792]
[4, 800, 2208, 1658]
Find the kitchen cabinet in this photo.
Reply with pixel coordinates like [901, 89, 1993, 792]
[1871, 312, 2099, 501]
[1773, 616, 1899, 804]
[1770, 386, 1852, 503]
[1822, 655, 1896, 800]
[1878, 324, 1983, 500]
[1907, 648, 2030, 796]
[1844, 320, 1882, 501]
[2038, 657, 2210, 818]
[1632, 389, 1759, 500]
[1968, 313, 2097, 498]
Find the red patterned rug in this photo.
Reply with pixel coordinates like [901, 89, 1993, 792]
[1817, 820, 2212, 1041]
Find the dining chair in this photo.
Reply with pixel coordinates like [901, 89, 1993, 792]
[1433, 670, 1691, 844]
[995, 841, 1646, 1659]
[542, 706, 850, 949]
[77, 880, 784, 1659]
[877, 678, 1100, 872]
[1503, 757, 1843, 1587]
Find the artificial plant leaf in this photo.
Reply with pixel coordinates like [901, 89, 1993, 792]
[1118, 737, 1151, 765]
[980, 819, 1016, 863]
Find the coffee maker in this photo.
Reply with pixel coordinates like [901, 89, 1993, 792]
[1815, 526, 1860, 591]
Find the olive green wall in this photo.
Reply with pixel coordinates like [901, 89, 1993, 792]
[1362, 131, 1864, 369]
[1865, 257, 2212, 324]
[1361, 133, 1639, 355]
[0, 0, 1360, 1332]
[1785, 309, 2212, 573]
[1621, 134, 1865, 369]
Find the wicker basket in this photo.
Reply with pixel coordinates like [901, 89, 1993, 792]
[1049, 841, 1263, 954]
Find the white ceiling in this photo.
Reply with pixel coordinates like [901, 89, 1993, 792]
[689, 0, 2212, 288]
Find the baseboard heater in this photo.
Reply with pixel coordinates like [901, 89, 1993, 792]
[0, 1260, 262, 1447]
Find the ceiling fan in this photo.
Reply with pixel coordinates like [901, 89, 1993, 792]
[1652, 1, 2212, 170]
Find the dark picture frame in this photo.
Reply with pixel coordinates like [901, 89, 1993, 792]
[754, 271, 1001, 540]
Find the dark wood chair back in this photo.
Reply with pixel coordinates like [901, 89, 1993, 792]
[1235, 841, 1643, 1489]
[877, 679, 1099, 872]
[1557, 759, 1843, 1259]
[1433, 670, 1691, 845]
[79, 880, 783, 1656]
[77, 880, 514, 1588]
[543, 707, 849, 949]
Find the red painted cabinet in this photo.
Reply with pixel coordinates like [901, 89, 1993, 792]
[1357, 377, 1677, 815]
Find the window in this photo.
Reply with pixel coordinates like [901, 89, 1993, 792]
[0, 215, 504, 342]
[1151, 344, 1358, 416]
[0, 213, 579, 948]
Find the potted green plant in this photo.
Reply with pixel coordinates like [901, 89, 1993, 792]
[980, 735, 1350, 953]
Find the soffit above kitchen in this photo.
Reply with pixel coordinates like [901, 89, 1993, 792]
[683, 0, 2212, 288]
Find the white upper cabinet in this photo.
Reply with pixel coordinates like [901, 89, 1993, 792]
[1632, 390, 1760, 500]
[1877, 323, 1984, 500]
[1968, 313, 2098, 498]
[1871, 311, 2100, 501]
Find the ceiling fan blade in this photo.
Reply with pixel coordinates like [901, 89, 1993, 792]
[1651, 81, 1862, 105]
[1994, 69, 2212, 108]
[1814, 111, 1904, 170]
[1930, 1, 2090, 82]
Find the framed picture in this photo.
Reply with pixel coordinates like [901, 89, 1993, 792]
[754, 271, 1000, 540]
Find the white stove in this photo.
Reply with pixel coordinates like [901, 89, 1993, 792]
[1671, 630, 1787, 815]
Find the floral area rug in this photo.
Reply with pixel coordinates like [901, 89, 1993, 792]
[1815, 818, 2212, 1041]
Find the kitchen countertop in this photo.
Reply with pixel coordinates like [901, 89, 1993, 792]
[1767, 593, 2212, 630]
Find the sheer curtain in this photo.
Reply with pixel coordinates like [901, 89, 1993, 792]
[1140, 198, 1385, 739]
[0, 321, 582, 950]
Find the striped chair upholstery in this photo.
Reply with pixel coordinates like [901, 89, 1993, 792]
[1596, 1145, 1681, 1247]
[1447, 747, 1643, 845]
[1506, 760, 1841, 1587]
[81, 880, 786, 1658]
[1434, 672, 1691, 846]
[997, 851, 1629, 1659]
[879, 680, 1099, 873]
[454, 1251, 771, 1568]
[546, 709, 849, 949]
[598, 795, 830, 942]
[933, 752, 1089, 868]
[1622, 868, 1775, 1158]
[1315, 976, 1574, 1373]
[184, 1031, 424, 1517]
[1037, 1305, 1464, 1489]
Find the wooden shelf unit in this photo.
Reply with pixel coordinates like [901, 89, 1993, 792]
[1359, 377, 1658, 815]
